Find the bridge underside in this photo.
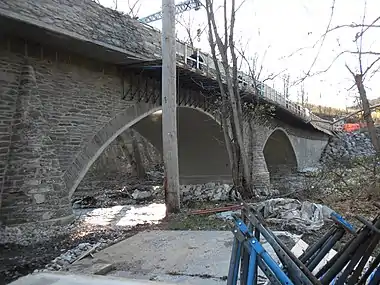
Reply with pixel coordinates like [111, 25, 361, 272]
[263, 129, 298, 178]
[132, 107, 231, 184]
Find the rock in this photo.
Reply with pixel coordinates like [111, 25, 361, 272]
[321, 130, 377, 163]
[180, 183, 235, 202]
[131, 189, 152, 200]
[77, 243, 90, 250]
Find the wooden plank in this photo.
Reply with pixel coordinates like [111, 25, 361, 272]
[71, 243, 101, 265]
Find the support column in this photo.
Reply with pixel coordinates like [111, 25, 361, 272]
[251, 151, 271, 195]
[162, 0, 180, 213]
[245, 122, 271, 195]
[1, 60, 73, 225]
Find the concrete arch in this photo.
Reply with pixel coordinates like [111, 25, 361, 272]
[64, 102, 231, 198]
[262, 128, 298, 178]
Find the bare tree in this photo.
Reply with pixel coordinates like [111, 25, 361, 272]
[117, 130, 146, 179]
[129, 129, 146, 179]
[176, 13, 197, 49]
[204, 0, 275, 198]
[343, 3, 380, 153]
[94, 0, 141, 18]
[288, 1, 380, 151]
[312, 2, 380, 152]
[116, 134, 136, 176]
[175, 12, 208, 50]
[127, 0, 141, 18]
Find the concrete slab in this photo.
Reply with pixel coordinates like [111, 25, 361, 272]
[77, 231, 233, 285]
[8, 272, 179, 285]
[69, 230, 290, 285]
[9, 230, 301, 285]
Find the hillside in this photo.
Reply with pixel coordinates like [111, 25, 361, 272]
[304, 103, 348, 120]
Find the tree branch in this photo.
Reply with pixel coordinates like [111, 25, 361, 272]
[354, 15, 380, 41]
[357, 0, 367, 75]
[363, 57, 380, 77]
[300, 0, 336, 82]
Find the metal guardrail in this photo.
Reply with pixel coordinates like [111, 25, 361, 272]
[174, 42, 336, 132]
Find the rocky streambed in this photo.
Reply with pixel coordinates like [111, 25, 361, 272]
[0, 179, 241, 285]
[0, 202, 166, 284]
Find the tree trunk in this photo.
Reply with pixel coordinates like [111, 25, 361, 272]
[355, 74, 380, 153]
[141, 136, 154, 164]
[204, 0, 255, 198]
[129, 130, 146, 179]
[117, 135, 137, 177]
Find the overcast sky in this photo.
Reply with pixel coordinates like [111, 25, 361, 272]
[98, 0, 380, 109]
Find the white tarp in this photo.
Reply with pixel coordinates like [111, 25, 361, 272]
[254, 198, 334, 232]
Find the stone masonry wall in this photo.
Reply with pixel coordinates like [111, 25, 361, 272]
[0, 45, 19, 215]
[0, 38, 136, 224]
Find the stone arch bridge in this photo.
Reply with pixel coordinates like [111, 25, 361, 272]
[0, 0, 329, 224]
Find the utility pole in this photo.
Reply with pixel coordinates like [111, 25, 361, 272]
[162, 0, 180, 213]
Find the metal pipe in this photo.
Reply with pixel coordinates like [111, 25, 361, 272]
[227, 235, 242, 285]
[320, 216, 380, 284]
[250, 238, 295, 285]
[347, 233, 380, 285]
[244, 209, 319, 285]
[368, 266, 380, 285]
[306, 229, 344, 272]
[257, 258, 282, 285]
[254, 227, 260, 285]
[335, 236, 372, 285]
[299, 227, 337, 263]
[358, 252, 380, 284]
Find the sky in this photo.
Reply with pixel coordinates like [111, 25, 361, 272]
[98, 0, 380, 109]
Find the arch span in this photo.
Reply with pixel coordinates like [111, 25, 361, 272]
[133, 106, 231, 185]
[64, 102, 231, 198]
[263, 128, 298, 178]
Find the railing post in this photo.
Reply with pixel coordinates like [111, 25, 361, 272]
[196, 48, 200, 70]
[184, 43, 187, 65]
[206, 54, 209, 75]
